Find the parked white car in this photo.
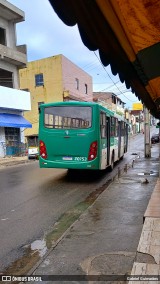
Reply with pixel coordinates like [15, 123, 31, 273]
[27, 146, 39, 159]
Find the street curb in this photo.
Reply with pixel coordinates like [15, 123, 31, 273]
[0, 159, 37, 168]
[26, 179, 115, 276]
[26, 156, 138, 277]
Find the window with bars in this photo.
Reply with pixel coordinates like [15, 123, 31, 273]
[5, 127, 20, 146]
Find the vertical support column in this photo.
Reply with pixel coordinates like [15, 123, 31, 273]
[159, 124, 160, 158]
[139, 111, 141, 133]
[159, 127, 160, 178]
[144, 106, 151, 158]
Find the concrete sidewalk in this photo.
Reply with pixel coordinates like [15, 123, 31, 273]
[0, 156, 36, 168]
[24, 144, 160, 283]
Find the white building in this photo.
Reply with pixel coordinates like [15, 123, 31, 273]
[0, 0, 31, 157]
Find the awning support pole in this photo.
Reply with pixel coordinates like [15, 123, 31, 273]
[144, 106, 151, 158]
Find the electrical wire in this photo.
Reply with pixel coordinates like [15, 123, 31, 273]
[93, 51, 137, 103]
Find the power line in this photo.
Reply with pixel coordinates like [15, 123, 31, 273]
[81, 60, 99, 69]
[93, 51, 136, 102]
[97, 80, 120, 92]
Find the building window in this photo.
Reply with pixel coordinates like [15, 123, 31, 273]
[27, 136, 38, 147]
[85, 84, 88, 94]
[112, 95, 116, 104]
[35, 74, 44, 86]
[75, 78, 79, 90]
[0, 28, 6, 45]
[38, 101, 44, 110]
[0, 69, 13, 88]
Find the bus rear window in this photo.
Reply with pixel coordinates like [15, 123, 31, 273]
[44, 106, 92, 129]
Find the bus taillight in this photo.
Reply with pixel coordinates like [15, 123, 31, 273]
[88, 141, 98, 161]
[39, 140, 47, 159]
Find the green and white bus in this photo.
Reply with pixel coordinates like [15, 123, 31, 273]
[39, 101, 128, 170]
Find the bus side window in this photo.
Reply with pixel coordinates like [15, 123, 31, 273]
[115, 118, 118, 137]
[111, 117, 115, 137]
[100, 112, 106, 138]
[45, 113, 49, 125]
[49, 114, 54, 128]
[121, 122, 124, 136]
[45, 113, 54, 128]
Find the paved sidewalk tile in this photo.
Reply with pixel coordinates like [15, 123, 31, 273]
[138, 217, 160, 265]
[129, 262, 160, 284]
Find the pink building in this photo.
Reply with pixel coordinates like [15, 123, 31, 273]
[62, 55, 93, 102]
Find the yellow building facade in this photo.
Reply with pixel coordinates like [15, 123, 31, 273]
[19, 55, 93, 142]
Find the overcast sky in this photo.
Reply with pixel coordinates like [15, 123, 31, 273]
[8, 0, 139, 108]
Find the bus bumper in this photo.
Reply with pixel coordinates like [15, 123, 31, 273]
[39, 157, 99, 170]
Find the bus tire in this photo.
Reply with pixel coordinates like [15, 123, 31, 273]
[110, 152, 114, 171]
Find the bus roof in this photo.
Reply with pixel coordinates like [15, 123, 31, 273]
[40, 101, 97, 108]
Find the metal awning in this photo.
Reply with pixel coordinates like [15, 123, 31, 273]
[0, 113, 32, 128]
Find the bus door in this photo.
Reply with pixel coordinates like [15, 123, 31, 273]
[118, 121, 121, 158]
[106, 116, 110, 165]
[125, 123, 129, 152]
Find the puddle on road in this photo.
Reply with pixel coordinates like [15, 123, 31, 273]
[2, 246, 40, 277]
[138, 171, 158, 176]
[131, 153, 140, 159]
[3, 240, 48, 277]
[115, 178, 138, 184]
[31, 239, 47, 257]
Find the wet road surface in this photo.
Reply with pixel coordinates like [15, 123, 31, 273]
[0, 164, 105, 270]
[0, 131, 155, 271]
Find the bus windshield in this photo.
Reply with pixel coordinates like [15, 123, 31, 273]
[44, 106, 92, 129]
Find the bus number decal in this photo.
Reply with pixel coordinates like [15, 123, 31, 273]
[74, 157, 87, 162]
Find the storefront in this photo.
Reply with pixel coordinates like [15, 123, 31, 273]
[0, 86, 32, 157]
[0, 113, 32, 157]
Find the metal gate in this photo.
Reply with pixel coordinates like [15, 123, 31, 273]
[5, 127, 26, 156]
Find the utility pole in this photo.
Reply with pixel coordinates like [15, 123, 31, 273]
[156, 121, 160, 159]
[144, 106, 151, 158]
[139, 111, 141, 133]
